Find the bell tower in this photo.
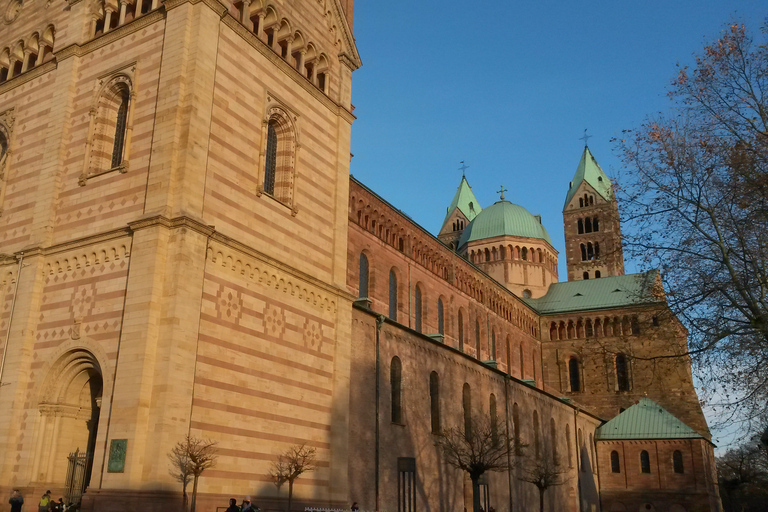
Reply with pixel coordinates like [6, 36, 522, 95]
[562, 146, 624, 281]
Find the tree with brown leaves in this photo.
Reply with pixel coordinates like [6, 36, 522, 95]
[168, 435, 218, 512]
[269, 443, 317, 512]
[435, 416, 513, 512]
[616, 20, 768, 430]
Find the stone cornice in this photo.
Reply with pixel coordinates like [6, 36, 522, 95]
[0, 60, 57, 95]
[0, 228, 133, 263]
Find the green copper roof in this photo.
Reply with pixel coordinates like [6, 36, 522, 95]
[443, 176, 482, 226]
[458, 200, 553, 247]
[523, 271, 661, 314]
[596, 398, 703, 440]
[564, 146, 614, 209]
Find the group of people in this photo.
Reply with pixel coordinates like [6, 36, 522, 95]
[225, 496, 260, 512]
[8, 489, 75, 512]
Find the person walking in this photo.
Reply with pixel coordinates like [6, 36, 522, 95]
[9, 489, 23, 512]
[38, 490, 52, 512]
[225, 498, 241, 512]
[241, 497, 257, 512]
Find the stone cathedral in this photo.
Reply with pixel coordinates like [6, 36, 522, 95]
[0, 0, 721, 511]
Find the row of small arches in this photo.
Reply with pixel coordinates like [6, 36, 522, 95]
[549, 315, 640, 341]
[577, 216, 599, 234]
[44, 246, 130, 275]
[580, 242, 600, 261]
[610, 449, 685, 475]
[0, 25, 55, 83]
[579, 193, 595, 208]
[92, 0, 160, 37]
[468, 244, 557, 273]
[227, 1, 331, 93]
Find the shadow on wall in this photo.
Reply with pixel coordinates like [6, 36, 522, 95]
[578, 444, 599, 511]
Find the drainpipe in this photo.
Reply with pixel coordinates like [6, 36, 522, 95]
[407, 264, 411, 329]
[0, 251, 23, 389]
[375, 314, 385, 511]
[574, 408, 583, 512]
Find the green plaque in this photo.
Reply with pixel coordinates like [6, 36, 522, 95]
[107, 439, 127, 473]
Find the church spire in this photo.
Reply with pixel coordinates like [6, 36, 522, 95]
[563, 146, 614, 210]
[438, 175, 482, 249]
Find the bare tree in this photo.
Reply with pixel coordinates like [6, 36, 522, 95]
[718, 431, 768, 512]
[517, 455, 570, 512]
[616, 20, 768, 428]
[168, 435, 218, 512]
[435, 417, 513, 512]
[168, 447, 192, 512]
[269, 443, 317, 512]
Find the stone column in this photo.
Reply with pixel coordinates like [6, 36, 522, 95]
[103, 8, 114, 33]
[20, 49, 31, 73]
[240, 0, 250, 29]
[297, 48, 306, 73]
[118, 0, 128, 25]
[255, 12, 264, 37]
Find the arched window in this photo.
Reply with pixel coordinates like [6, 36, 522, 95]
[458, 310, 464, 351]
[414, 285, 423, 333]
[358, 253, 369, 298]
[566, 424, 573, 467]
[569, 356, 580, 392]
[595, 270, 601, 278]
[585, 217, 592, 233]
[490, 394, 498, 444]
[616, 353, 630, 391]
[593, 217, 599, 231]
[551, 418, 558, 464]
[533, 410, 540, 457]
[490, 329, 496, 360]
[577, 218, 584, 234]
[262, 107, 297, 204]
[519, 344, 524, 377]
[673, 450, 684, 474]
[583, 271, 589, 280]
[430, 372, 440, 434]
[640, 450, 651, 473]
[86, 76, 133, 178]
[390, 357, 402, 424]
[475, 318, 481, 358]
[437, 298, 444, 335]
[512, 402, 520, 451]
[587, 242, 594, 260]
[388, 269, 397, 320]
[581, 244, 587, 261]
[611, 451, 620, 473]
[462, 383, 471, 439]
[594, 242, 600, 259]
[521, 247, 528, 260]
[505, 335, 511, 373]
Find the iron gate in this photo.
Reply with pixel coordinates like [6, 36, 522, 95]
[64, 448, 88, 506]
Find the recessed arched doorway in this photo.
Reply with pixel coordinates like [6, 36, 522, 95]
[34, 349, 104, 502]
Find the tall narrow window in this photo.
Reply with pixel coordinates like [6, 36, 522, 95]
[414, 286, 422, 333]
[264, 120, 278, 195]
[358, 253, 369, 299]
[389, 269, 398, 320]
[512, 402, 521, 452]
[458, 310, 464, 351]
[551, 418, 558, 464]
[569, 356, 581, 392]
[533, 410, 540, 457]
[581, 244, 587, 261]
[490, 394, 498, 445]
[616, 353, 630, 391]
[437, 299, 444, 335]
[430, 372, 440, 434]
[398, 458, 416, 512]
[577, 219, 584, 234]
[519, 345, 524, 377]
[611, 451, 620, 473]
[505, 335, 511, 373]
[475, 319, 481, 358]
[462, 383, 471, 439]
[673, 450, 684, 474]
[566, 424, 573, 467]
[490, 329, 496, 360]
[111, 90, 129, 168]
[390, 357, 402, 424]
[640, 450, 651, 473]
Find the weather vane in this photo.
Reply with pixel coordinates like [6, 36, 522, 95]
[459, 161, 469, 178]
[579, 129, 592, 147]
[497, 185, 507, 201]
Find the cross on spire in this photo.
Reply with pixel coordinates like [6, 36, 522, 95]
[497, 185, 508, 201]
[459, 161, 469, 178]
[579, 129, 592, 147]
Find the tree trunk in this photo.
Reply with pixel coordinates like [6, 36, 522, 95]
[182, 480, 189, 512]
[191, 474, 199, 512]
[288, 479, 294, 512]
[471, 476, 481, 512]
[539, 487, 544, 512]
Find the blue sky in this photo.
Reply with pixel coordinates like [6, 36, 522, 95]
[348, 1, 766, 450]
[349, 1, 766, 280]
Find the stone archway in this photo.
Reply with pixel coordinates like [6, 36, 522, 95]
[34, 349, 103, 492]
